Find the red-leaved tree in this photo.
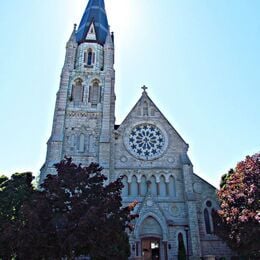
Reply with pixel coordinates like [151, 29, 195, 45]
[213, 153, 260, 257]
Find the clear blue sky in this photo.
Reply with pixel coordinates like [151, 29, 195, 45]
[0, 0, 259, 187]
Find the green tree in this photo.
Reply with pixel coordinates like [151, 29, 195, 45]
[0, 175, 8, 185]
[0, 172, 34, 259]
[213, 153, 260, 258]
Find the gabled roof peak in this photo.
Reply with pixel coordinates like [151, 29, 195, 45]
[118, 87, 189, 147]
[76, 0, 109, 45]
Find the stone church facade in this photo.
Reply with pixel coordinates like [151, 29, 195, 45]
[40, 0, 234, 259]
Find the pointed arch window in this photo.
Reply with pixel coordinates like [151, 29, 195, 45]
[70, 134, 76, 148]
[140, 176, 147, 196]
[159, 176, 167, 196]
[169, 176, 176, 197]
[72, 78, 83, 103]
[150, 176, 157, 196]
[204, 208, 211, 234]
[178, 233, 187, 259]
[143, 101, 148, 116]
[78, 133, 85, 153]
[88, 135, 95, 153]
[121, 176, 128, 197]
[89, 80, 100, 106]
[204, 200, 214, 234]
[87, 50, 92, 65]
[211, 208, 216, 233]
[84, 49, 95, 66]
[131, 176, 138, 197]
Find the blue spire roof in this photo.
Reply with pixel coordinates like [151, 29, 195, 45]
[76, 0, 109, 45]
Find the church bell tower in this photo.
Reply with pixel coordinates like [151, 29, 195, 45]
[40, 0, 115, 183]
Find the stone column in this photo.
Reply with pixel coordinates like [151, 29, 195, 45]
[98, 69, 115, 182]
[183, 164, 201, 259]
[163, 241, 168, 260]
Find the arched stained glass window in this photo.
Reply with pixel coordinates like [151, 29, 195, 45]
[78, 133, 85, 152]
[169, 176, 176, 197]
[204, 208, 211, 234]
[140, 176, 147, 196]
[159, 176, 167, 196]
[143, 101, 148, 116]
[122, 176, 128, 197]
[88, 135, 95, 153]
[84, 49, 95, 66]
[178, 233, 186, 259]
[131, 175, 138, 197]
[89, 81, 100, 105]
[150, 176, 157, 196]
[211, 208, 216, 233]
[72, 78, 83, 103]
[87, 49, 92, 65]
[70, 134, 76, 147]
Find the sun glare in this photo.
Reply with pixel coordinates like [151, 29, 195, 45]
[106, 0, 133, 30]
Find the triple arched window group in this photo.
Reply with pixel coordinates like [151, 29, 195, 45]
[69, 133, 95, 154]
[71, 78, 101, 106]
[139, 100, 156, 117]
[121, 175, 176, 197]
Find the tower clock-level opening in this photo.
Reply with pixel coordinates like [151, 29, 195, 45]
[141, 237, 160, 260]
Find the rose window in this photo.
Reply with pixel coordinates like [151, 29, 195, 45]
[128, 124, 166, 160]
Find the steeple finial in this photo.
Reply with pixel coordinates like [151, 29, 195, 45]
[142, 85, 148, 93]
[105, 26, 113, 46]
[67, 24, 77, 44]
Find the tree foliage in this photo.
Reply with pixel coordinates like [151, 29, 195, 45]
[0, 175, 8, 185]
[0, 159, 137, 260]
[219, 169, 234, 189]
[213, 153, 260, 257]
[0, 172, 34, 259]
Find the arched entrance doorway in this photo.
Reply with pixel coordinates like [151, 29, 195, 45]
[141, 237, 160, 260]
[140, 216, 163, 260]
